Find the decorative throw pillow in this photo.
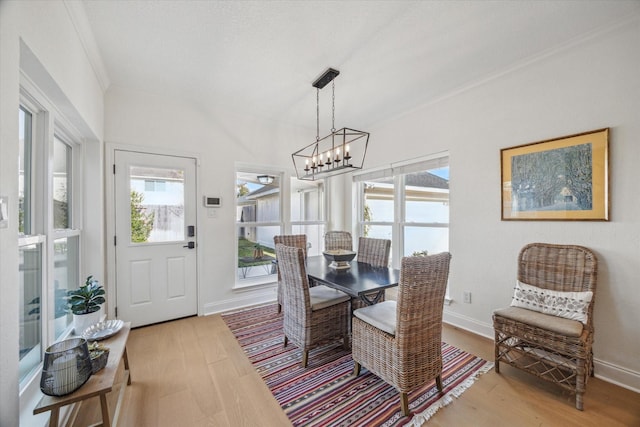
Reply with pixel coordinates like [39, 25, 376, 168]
[510, 280, 593, 324]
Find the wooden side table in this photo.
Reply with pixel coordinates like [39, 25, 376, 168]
[33, 322, 132, 427]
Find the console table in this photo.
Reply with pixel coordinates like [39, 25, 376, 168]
[33, 322, 132, 427]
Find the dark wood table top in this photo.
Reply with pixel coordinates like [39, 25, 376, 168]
[306, 255, 400, 299]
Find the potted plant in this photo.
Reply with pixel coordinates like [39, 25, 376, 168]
[68, 275, 105, 334]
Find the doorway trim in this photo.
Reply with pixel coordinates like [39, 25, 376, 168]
[105, 142, 202, 321]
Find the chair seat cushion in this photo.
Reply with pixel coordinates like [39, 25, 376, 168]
[353, 300, 397, 336]
[309, 285, 350, 310]
[493, 306, 584, 337]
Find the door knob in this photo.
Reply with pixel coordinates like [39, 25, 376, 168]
[183, 241, 195, 249]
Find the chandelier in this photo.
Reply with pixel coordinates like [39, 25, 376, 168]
[292, 68, 369, 181]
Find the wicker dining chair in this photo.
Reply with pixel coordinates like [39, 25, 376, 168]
[274, 234, 307, 313]
[275, 244, 350, 368]
[324, 231, 353, 251]
[493, 243, 598, 410]
[352, 252, 452, 416]
[353, 237, 392, 309]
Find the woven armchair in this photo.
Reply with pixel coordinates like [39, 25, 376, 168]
[274, 234, 307, 313]
[324, 231, 353, 251]
[352, 252, 452, 416]
[353, 237, 392, 309]
[275, 244, 350, 368]
[493, 243, 598, 410]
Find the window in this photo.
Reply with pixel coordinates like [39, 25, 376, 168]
[19, 107, 32, 235]
[355, 154, 449, 267]
[18, 91, 83, 387]
[52, 133, 80, 339]
[290, 177, 325, 256]
[131, 166, 184, 243]
[19, 105, 43, 382]
[236, 171, 282, 282]
[235, 168, 328, 285]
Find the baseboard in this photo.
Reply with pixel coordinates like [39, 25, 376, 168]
[443, 309, 494, 340]
[443, 309, 640, 394]
[203, 288, 276, 316]
[594, 358, 640, 394]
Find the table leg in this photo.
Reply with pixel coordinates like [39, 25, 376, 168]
[359, 290, 384, 306]
[123, 347, 132, 385]
[49, 407, 60, 427]
[100, 393, 111, 427]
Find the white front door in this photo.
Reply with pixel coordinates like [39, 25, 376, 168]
[114, 150, 198, 327]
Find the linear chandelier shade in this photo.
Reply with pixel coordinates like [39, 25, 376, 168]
[292, 128, 369, 180]
[292, 68, 369, 181]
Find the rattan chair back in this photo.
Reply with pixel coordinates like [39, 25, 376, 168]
[324, 231, 353, 251]
[274, 234, 307, 312]
[357, 237, 391, 267]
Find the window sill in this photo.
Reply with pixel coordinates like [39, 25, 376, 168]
[233, 276, 277, 291]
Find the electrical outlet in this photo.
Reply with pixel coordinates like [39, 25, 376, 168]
[463, 291, 472, 304]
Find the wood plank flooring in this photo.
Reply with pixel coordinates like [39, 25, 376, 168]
[71, 308, 640, 427]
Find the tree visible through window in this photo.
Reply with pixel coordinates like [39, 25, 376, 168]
[130, 190, 155, 243]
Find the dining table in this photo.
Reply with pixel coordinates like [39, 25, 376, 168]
[305, 255, 401, 306]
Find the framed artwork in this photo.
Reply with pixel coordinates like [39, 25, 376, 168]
[501, 128, 609, 221]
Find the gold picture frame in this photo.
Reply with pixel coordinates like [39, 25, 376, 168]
[501, 128, 609, 221]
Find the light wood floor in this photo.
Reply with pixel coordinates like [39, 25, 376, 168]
[72, 309, 640, 427]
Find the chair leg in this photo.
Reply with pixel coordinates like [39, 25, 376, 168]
[301, 350, 309, 368]
[400, 392, 410, 416]
[283, 336, 288, 347]
[353, 361, 361, 377]
[277, 303, 282, 313]
[576, 392, 584, 411]
[436, 375, 443, 392]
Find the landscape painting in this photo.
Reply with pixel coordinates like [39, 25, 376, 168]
[501, 128, 609, 220]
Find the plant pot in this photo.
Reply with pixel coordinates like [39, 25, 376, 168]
[73, 307, 103, 335]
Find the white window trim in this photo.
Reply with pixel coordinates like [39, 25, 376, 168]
[18, 81, 84, 396]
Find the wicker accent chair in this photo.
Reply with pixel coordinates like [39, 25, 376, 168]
[324, 231, 353, 251]
[352, 252, 452, 416]
[275, 244, 350, 368]
[353, 237, 392, 309]
[274, 234, 307, 313]
[493, 243, 598, 410]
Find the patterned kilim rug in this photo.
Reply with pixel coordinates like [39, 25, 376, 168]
[222, 304, 493, 427]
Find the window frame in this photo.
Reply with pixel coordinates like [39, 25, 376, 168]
[18, 83, 84, 392]
[354, 153, 450, 269]
[234, 165, 328, 288]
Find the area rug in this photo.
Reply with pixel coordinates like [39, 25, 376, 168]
[222, 304, 493, 427]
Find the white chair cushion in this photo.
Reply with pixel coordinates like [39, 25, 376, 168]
[353, 300, 397, 336]
[309, 285, 350, 310]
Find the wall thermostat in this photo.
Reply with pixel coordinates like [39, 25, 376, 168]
[203, 196, 222, 207]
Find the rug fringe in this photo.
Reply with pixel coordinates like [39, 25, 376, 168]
[407, 362, 494, 427]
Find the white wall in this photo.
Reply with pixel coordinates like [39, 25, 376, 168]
[104, 87, 309, 315]
[363, 17, 640, 390]
[0, 1, 105, 425]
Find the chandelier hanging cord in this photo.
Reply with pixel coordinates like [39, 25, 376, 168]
[316, 87, 320, 142]
[331, 80, 336, 133]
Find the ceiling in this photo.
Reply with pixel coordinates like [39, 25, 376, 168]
[82, 1, 639, 132]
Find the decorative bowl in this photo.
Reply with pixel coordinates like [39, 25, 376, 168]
[322, 250, 356, 269]
[82, 319, 124, 341]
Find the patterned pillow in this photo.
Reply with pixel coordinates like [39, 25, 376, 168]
[510, 280, 593, 324]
